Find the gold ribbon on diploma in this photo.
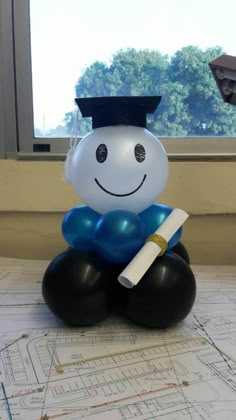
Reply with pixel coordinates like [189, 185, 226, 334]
[145, 233, 167, 256]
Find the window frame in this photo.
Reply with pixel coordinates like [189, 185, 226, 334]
[12, 0, 69, 156]
[0, 0, 17, 158]
[8, 0, 236, 159]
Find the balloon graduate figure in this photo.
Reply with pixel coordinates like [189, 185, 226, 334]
[42, 96, 196, 328]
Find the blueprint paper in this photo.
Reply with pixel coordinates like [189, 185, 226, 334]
[0, 257, 235, 419]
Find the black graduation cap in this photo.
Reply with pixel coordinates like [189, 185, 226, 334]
[75, 96, 162, 129]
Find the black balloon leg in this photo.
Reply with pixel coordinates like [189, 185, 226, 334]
[120, 252, 196, 328]
[171, 241, 190, 264]
[42, 248, 120, 326]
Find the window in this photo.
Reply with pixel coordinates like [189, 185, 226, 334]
[5, 0, 236, 156]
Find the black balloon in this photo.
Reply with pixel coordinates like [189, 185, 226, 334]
[42, 248, 120, 326]
[119, 252, 196, 328]
[171, 241, 190, 264]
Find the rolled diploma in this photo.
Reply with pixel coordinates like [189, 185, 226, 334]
[118, 208, 189, 289]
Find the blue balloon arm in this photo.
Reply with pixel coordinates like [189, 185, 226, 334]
[62, 205, 101, 251]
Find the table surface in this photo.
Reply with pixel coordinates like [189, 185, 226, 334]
[0, 257, 236, 420]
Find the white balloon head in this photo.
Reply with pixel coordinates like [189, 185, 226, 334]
[68, 96, 169, 215]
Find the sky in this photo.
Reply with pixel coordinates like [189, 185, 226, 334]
[30, 0, 236, 131]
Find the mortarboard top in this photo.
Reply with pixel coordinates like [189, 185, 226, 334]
[75, 96, 162, 129]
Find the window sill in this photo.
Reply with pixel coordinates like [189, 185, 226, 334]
[14, 137, 236, 160]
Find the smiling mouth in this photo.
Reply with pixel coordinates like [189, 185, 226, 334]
[94, 174, 147, 197]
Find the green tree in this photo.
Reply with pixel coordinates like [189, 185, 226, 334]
[169, 46, 236, 135]
[64, 47, 236, 137]
[76, 49, 169, 97]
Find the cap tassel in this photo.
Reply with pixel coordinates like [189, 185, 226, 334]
[64, 109, 80, 183]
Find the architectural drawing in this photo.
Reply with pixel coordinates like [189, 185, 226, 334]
[0, 258, 235, 419]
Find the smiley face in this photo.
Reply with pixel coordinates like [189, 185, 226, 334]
[94, 142, 147, 196]
[70, 125, 169, 214]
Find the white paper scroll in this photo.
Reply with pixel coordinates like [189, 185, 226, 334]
[118, 209, 189, 289]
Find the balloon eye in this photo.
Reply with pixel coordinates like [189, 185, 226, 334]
[134, 144, 145, 162]
[96, 144, 108, 163]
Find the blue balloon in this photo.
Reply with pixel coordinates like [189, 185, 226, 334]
[94, 210, 145, 263]
[62, 205, 101, 251]
[139, 204, 182, 249]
